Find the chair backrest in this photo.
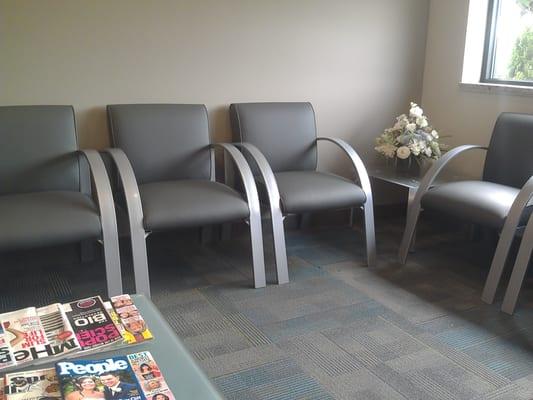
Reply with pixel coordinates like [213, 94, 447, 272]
[0, 105, 80, 195]
[230, 102, 318, 173]
[483, 112, 533, 189]
[107, 104, 212, 184]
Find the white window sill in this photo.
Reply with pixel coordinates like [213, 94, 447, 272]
[460, 82, 533, 97]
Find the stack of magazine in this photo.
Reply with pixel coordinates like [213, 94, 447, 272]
[0, 295, 152, 373]
[1, 350, 175, 400]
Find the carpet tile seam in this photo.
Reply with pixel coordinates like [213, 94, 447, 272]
[312, 331, 410, 399]
[376, 315, 509, 389]
[405, 371, 460, 400]
[198, 288, 273, 349]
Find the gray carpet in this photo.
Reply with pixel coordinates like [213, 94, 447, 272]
[2, 217, 533, 399]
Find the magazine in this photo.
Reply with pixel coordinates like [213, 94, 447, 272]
[110, 296, 152, 345]
[37, 304, 80, 352]
[0, 295, 152, 372]
[0, 304, 82, 371]
[55, 357, 145, 400]
[127, 352, 174, 400]
[4, 368, 60, 400]
[0, 308, 48, 367]
[0, 323, 16, 370]
[63, 297, 122, 352]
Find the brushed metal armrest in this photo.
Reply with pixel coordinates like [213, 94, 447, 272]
[316, 136, 376, 266]
[103, 148, 150, 297]
[77, 149, 122, 297]
[316, 137, 373, 205]
[399, 145, 488, 264]
[483, 174, 533, 305]
[501, 199, 533, 314]
[211, 143, 266, 288]
[234, 142, 289, 284]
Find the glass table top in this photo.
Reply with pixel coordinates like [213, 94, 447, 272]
[367, 163, 473, 189]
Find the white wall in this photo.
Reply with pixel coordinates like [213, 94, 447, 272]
[0, 0, 429, 180]
[421, 0, 533, 176]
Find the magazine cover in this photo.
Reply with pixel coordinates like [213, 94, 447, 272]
[0, 308, 48, 366]
[127, 352, 174, 400]
[36, 304, 80, 357]
[4, 368, 60, 400]
[110, 296, 152, 345]
[0, 323, 16, 370]
[55, 357, 145, 400]
[63, 297, 121, 351]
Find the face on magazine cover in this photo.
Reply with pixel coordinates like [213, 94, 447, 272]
[140, 364, 152, 373]
[113, 298, 133, 308]
[143, 380, 161, 390]
[119, 310, 139, 319]
[125, 320, 146, 334]
[152, 394, 169, 400]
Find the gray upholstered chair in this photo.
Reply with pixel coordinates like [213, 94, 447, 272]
[399, 112, 533, 304]
[230, 102, 376, 284]
[0, 106, 122, 296]
[105, 104, 265, 297]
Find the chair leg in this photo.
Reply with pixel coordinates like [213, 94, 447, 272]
[481, 225, 521, 305]
[221, 223, 232, 240]
[399, 205, 422, 264]
[200, 226, 213, 244]
[299, 213, 312, 229]
[248, 211, 266, 288]
[80, 240, 95, 263]
[130, 227, 151, 298]
[501, 223, 533, 314]
[271, 207, 289, 285]
[362, 204, 376, 267]
[101, 227, 123, 298]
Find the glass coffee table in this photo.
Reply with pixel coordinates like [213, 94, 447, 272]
[367, 163, 470, 209]
[12, 295, 223, 400]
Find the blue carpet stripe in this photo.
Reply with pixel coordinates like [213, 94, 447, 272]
[214, 359, 334, 399]
[406, 372, 459, 400]
[416, 335, 510, 387]
[225, 313, 273, 346]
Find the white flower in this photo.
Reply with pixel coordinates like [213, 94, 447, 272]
[416, 117, 428, 128]
[409, 142, 421, 156]
[396, 146, 411, 159]
[424, 147, 432, 157]
[431, 129, 439, 139]
[409, 103, 424, 118]
[405, 123, 416, 132]
[375, 144, 397, 159]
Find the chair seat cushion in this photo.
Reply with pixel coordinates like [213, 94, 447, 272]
[139, 180, 249, 231]
[0, 191, 101, 251]
[421, 180, 527, 229]
[274, 171, 366, 214]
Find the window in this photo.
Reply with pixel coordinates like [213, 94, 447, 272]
[481, 0, 533, 86]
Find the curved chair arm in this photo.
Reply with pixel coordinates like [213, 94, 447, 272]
[103, 148, 150, 297]
[316, 137, 373, 204]
[233, 143, 283, 214]
[414, 145, 488, 205]
[77, 149, 123, 296]
[399, 144, 488, 264]
[234, 142, 289, 284]
[316, 137, 376, 266]
[482, 174, 533, 304]
[501, 196, 533, 314]
[211, 143, 266, 288]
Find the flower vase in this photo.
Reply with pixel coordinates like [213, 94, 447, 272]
[395, 157, 420, 176]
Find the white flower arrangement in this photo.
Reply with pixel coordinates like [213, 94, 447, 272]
[375, 102, 446, 162]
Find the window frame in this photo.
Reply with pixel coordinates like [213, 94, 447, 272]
[480, 0, 533, 87]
